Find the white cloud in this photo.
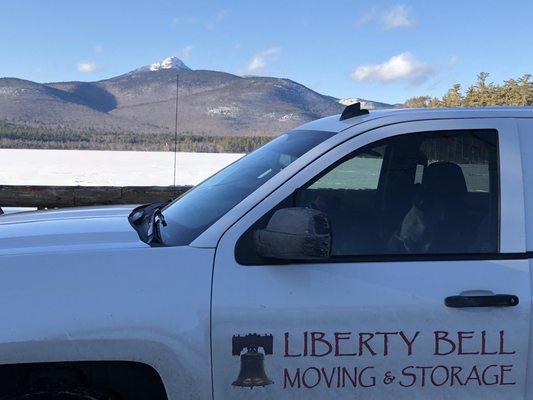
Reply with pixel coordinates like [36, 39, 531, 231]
[204, 10, 229, 30]
[172, 14, 198, 27]
[382, 5, 413, 30]
[245, 47, 281, 73]
[77, 61, 98, 73]
[93, 45, 104, 53]
[355, 8, 378, 27]
[216, 10, 229, 21]
[350, 52, 436, 85]
[357, 4, 414, 30]
[449, 55, 459, 67]
[181, 45, 193, 59]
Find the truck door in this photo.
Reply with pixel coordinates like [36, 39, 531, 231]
[212, 119, 530, 400]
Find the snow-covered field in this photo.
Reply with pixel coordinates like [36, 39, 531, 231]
[0, 149, 244, 186]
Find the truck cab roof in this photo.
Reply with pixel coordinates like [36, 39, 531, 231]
[295, 106, 533, 133]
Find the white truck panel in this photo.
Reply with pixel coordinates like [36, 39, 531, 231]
[213, 116, 532, 400]
[0, 208, 215, 399]
[518, 119, 533, 251]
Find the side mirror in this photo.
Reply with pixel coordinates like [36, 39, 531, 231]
[254, 207, 331, 261]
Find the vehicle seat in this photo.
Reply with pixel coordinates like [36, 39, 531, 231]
[389, 161, 473, 253]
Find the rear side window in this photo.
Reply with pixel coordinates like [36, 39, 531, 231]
[416, 134, 494, 193]
[237, 129, 499, 263]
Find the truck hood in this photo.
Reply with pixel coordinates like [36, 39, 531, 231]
[0, 205, 148, 255]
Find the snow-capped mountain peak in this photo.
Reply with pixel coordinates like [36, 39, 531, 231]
[149, 56, 190, 71]
[130, 56, 191, 73]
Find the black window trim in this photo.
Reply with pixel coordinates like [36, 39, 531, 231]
[240, 251, 533, 266]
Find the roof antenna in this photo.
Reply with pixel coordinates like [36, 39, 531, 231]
[173, 73, 179, 196]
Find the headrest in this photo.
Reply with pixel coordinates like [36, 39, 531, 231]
[422, 161, 467, 198]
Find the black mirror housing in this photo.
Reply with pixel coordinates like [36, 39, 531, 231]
[254, 207, 331, 261]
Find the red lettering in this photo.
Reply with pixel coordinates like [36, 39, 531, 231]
[481, 330, 498, 355]
[399, 331, 420, 356]
[416, 366, 432, 387]
[464, 366, 482, 385]
[399, 366, 416, 387]
[284, 332, 301, 357]
[458, 331, 480, 355]
[342, 367, 357, 387]
[358, 333, 377, 356]
[321, 367, 336, 388]
[434, 331, 456, 355]
[284, 368, 301, 388]
[334, 332, 357, 356]
[375, 331, 398, 356]
[481, 365, 499, 385]
[311, 332, 332, 357]
[430, 365, 449, 386]
[359, 366, 376, 387]
[499, 331, 516, 355]
[302, 367, 321, 388]
[500, 365, 516, 385]
[450, 366, 464, 386]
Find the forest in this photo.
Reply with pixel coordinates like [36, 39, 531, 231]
[0, 121, 272, 153]
[404, 73, 532, 108]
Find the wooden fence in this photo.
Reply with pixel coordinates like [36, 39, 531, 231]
[0, 185, 193, 208]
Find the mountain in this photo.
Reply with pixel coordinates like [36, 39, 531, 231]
[0, 57, 390, 137]
[338, 97, 393, 109]
[144, 56, 191, 72]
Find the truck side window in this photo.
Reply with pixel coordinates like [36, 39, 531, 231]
[302, 129, 499, 256]
[236, 129, 499, 263]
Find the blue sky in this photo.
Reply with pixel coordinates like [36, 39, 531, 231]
[1, 0, 531, 104]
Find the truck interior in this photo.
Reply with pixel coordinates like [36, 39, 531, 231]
[237, 129, 499, 263]
[296, 129, 499, 256]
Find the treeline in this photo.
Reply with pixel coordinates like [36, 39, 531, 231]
[0, 122, 272, 153]
[405, 73, 532, 108]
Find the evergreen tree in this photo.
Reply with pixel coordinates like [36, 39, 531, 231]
[441, 84, 463, 107]
[404, 96, 432, 108]
[405, 72, 532, 108]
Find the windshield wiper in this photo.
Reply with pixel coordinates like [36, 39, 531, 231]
[128, 200, 171, 245]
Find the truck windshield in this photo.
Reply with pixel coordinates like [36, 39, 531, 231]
[159, 130, 336, 246]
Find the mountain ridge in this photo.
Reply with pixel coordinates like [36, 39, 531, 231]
[0, 56, 393, 137]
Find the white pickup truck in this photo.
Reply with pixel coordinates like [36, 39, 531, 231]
[0, 105, 532, 400]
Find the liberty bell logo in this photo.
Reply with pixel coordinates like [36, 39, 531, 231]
[232, 333, 274, 388]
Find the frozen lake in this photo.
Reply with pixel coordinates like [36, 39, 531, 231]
[0, 149, 244, 186]
[0, 148, 490, 215]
